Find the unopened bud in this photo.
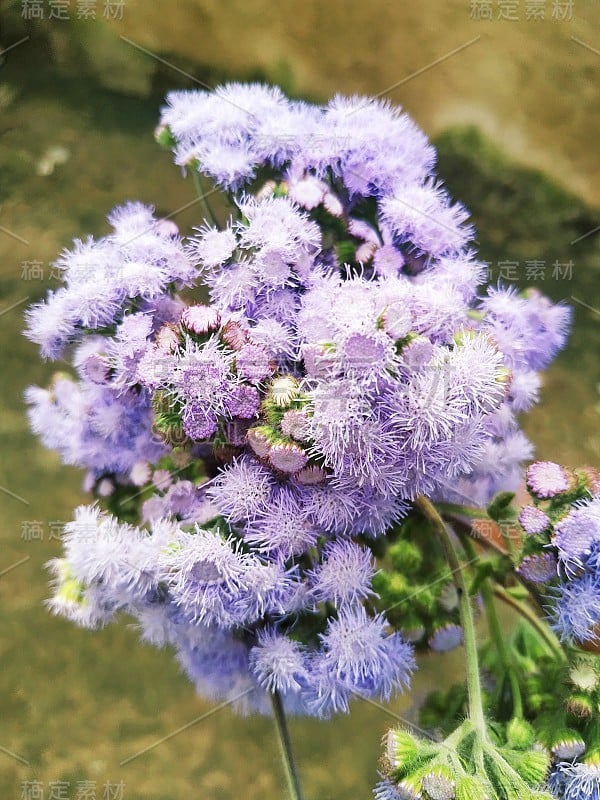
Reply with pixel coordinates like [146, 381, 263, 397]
[506, 718, 535, 750]
[422, 766, 455, 800]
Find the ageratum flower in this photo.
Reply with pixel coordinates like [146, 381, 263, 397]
[550, 761, 600, 800]
[515, 471, 600, 647]
[26, 85, 569, 715]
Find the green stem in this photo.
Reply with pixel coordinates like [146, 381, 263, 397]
[457, 531, 524, 719]
[416, 496, 488, 737]
[192, 170, 219, 228]
[480, 580, 523, 718]
[492, 584, 566, 663]
[270, 689, 305, 800]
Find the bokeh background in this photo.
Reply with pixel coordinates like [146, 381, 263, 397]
[0, 1, 599, 798]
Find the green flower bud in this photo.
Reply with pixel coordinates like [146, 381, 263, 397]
[247, 425, 277, 458]
[372, 571, 391, 596]
[569, 660, 599, 692]
[269, 376, 300, 408]
[422, 766, 456, 800]
[506, 718, 536, 750]
[50, 560, 88, 612]
[455, 776, 488, 800]
[389, 539, 423, 573]
[154, 124, 176, 149]
[58, 576, 86, 605]
[500, 747, 550, 785]
[388, 572, 411, 600]
[565, 692, 594, 719]
[583, 747, 600, 766]
[527, 692, 552, 713]
[438, 583, 459, 613]
[549, 730, 586, 760]
[400, 624, 426, 643]
[384, 729, 420, 772]
[395, 773, 424, 800]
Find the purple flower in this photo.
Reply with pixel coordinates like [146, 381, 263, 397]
[182, 403, 218, 440]
[518, 504, 551, 535]
[159, 526, 276, 629]
[428, 624, 464, 653]
[553, 498, 600, 565]
[243, 486, 319, 559]
[380, 181, 473, 258]
[550, 762, 600, 800]
[373, 779, 402, 800]
[517, 553, 558, 583]
[249, 629, 308, 693]
[526, 461, 570, 499]
[207, 456, 274, 522]
[552, 570, 600, 645]
[235, 343, 274, 383]
[29, 83, 572, 720]
[224, 384, 261, 419]
[308, 539, 375, 607]
[307, 607, 414, 716]
[25, 203, 195, 359]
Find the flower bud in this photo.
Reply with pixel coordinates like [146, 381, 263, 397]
[506, 718, 536, 750]
[526, 461, 570, 500]
[429, 624, 464, 653]
[247, 426, 274, 458]
[569, 659, 599, 692]
[500, 747, 550, 784]
[221, 320, 248, 351]
[549, 731, 586, 760]
[422, 766, 456, 800]
[455, 777, 487, 800]
[181, 304, 221, 335]
[156, 323, 180, 353]
[296, 465, 327, 485]
[268, 442, 308, 474]
[269, 376, 299, 407]
[154, 124, 175, 149]
[384, 729, 419, 772]
[565, 692, 594, 719]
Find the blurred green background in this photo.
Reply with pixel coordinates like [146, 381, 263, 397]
[0, 2, 599, 798]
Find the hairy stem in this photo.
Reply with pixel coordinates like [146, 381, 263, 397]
[458, 531, 524, 718]
[270, 689, 305, 800]
[192, 169, 219, 228]
[416, 496, 488, 737]
[480, 580, 523, 718]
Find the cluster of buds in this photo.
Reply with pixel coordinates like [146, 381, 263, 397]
[371, 515, 465, 652]
[377, 718, 553, 800]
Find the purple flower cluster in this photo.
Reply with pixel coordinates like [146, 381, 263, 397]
[26, 85, 569, 716]
[517, 463, 600, 647]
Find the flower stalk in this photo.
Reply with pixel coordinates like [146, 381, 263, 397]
[270, 689, 305, 800]
[416, 495, 488, 736]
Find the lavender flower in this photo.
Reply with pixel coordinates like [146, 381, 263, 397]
[28, 83, 570, 720]
[307, 607, 414, 716]
[249, 629, 308, 693]
[552, 570, 600, 645]
[519, 504, 551, 535]
[553, 498, 600, 565]
[308, 539, 375, 607]
[527, 461, 570, 499]
[550, 762, 600, 800]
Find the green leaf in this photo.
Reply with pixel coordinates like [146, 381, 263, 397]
[487, 492, 516, 522]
